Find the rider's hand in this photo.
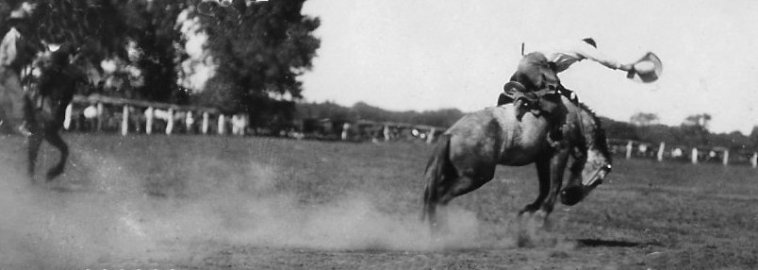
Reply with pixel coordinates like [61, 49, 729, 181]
[619, 63, 635, 72]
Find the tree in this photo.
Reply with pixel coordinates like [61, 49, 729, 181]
[7, 0, 320, 127]
[681, 113, 712, 146]
[630, 112, 659, 126]
[6, 0, 133, 78]
[121, 0, 192, 103]
[5, 0, 196, 102]
[600, 117, 639, 141]
[683, 113, 712, 129]
[750, 126, 758, 149]
[198, 0, 320, 126]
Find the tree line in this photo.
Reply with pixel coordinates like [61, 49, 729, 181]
[296, 101, 464, 129]
[603, 113, 758, 151]
[299, 101, 758, 151]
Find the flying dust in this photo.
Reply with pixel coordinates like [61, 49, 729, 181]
[0, 143, 548, 268]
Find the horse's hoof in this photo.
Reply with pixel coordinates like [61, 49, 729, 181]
[560, 186, 584, 205]
[46, 171, 63, 181]
[518, 204, 539, 216]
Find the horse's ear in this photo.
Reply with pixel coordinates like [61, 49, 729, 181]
[503, 81, 526, 95]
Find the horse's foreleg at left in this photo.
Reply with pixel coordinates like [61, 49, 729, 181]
[519, 149, 569, 217]
[44, 131, 68, 181]
[540, 149, 569, 214]
[27, 134, 43, 181]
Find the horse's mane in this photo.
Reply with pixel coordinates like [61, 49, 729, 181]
[575, 102, 612, 162]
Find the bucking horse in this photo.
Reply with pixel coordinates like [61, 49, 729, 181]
[23, 43, 86, 181]
[422, 84, 612, 232]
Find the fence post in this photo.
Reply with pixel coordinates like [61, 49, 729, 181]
[218, 114, 226, 135]
[145, 107, 154, 135]
[625, 140, 633, 159]
[751, 152, 757, 168]
[185, 111, 194, 133]
[239, 115, 248, 136]
[383, 125, 390, 141]
[63, 103, 73, 130]
[657, 142, 665, 162]
[202, 112, 209, 134]
[96, 102, 104, 132]
[691, 148, 698, 164]
[722, 150, 729, 166]
[426, 128, 436, 144]
[165, 108, 175, 135]
[341, 122, 350, 141]
[121, 105, 129, 136]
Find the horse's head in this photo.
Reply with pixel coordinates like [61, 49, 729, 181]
[34, 43, 78, 70]
[560, 102, 612, 206]
[25, 42, 88, 101]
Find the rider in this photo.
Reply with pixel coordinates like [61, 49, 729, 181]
[499, 38, 635, 106]
[0, 3, 36, 136]
[498, 38, 636, 145]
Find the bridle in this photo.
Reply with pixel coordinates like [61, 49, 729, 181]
[584, 163, 612, 187]
[569, 102, 612, 188]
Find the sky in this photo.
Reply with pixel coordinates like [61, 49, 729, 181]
[299, 0, 758, 134]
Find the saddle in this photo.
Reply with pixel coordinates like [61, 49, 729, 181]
[497, 81, 579, 121]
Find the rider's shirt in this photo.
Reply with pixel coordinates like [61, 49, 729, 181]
[528, 39, 623, 73]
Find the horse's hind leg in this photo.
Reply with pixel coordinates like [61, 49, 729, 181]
[27, 134, 43, 181]
[44, 131, 68, 181]
[427, 172, 492, 234]
[422, 135, 494, 233]
[437, 174, 490, 205]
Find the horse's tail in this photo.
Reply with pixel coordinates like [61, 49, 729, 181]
[422, 134, 453, 223]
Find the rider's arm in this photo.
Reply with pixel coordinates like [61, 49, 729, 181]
[572, 42, 633, 72]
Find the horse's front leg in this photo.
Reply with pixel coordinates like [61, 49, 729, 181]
[44, 130, 68, 181]
[518, 155, 552, 215]
[520, 148, 570, 214]
[540, 148, 570, 213]
[27, 133, 43, 182]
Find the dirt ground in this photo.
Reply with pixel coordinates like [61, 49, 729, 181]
[1, 134, 757, 269]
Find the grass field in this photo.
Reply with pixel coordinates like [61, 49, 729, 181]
[1, 134, 757, 269]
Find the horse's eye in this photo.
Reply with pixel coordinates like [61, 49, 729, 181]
[604, 164, 612, 172]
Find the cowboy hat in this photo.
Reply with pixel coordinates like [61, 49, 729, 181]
[627, 52, 663, 83]
[9, 2, 35, 19]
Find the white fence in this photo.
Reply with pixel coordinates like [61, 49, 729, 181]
[65, 95, 248, 136]
[610, 139, 757, 168]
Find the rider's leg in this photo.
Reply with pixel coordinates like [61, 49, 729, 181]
[511, 52, 552, 91]
[541, 93, 567, 146]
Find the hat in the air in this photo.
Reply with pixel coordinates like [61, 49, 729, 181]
[627, 52, 663, 83]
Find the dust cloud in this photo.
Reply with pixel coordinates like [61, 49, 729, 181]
[0, 145, 504, 268]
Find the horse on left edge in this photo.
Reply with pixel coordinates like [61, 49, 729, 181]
[23, 44, 87, 181]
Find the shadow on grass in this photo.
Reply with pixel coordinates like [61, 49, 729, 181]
[576, 238, 662, 248]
